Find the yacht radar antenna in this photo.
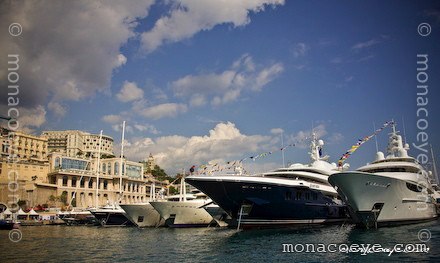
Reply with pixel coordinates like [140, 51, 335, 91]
[373, 122, 379, 153]
[402, 116, 407, 146]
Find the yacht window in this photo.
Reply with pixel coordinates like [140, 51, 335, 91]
[305, 192, 310, 200]
[312, 192, 318, 200]
[137, 216, 144, 223]
[406, 182, 422, 193]
[363, 167, 420, 173]
[285, 191, 292, 200]
[295, 191, 302, 200]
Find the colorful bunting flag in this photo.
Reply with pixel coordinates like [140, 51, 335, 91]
[337, 121, 394, 167]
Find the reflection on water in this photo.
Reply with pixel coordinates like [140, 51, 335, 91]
[0, 220, 439, 262]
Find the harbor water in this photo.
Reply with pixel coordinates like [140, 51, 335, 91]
[1, 220, 439, 262]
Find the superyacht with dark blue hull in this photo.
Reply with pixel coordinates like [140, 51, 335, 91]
[186, 136, 349, 228]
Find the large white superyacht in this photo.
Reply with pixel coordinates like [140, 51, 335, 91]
[119, 184, 165, 227]
[149, 177, 215, 228]
[328, 124, 438, 228]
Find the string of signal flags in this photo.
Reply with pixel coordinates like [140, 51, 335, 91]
[337, 120, 395, 167]
[194, 136, 311, 175]
[190, 120, 396, 174]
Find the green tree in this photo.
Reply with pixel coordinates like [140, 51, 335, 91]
[152, 165, 173, 182]
[60, 192, 68, 205]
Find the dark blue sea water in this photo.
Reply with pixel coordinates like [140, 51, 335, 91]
[1, 220, 439, 262]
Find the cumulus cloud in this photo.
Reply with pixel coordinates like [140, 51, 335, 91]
[141, 0, 285, 53]
[0, 105, 47, 134]
[171, 54, 284, 106]
[116, 81, 145, 102]
[123, 122, 272, 174]
[0, 0, 154, 127]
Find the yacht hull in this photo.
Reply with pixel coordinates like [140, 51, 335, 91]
[204, 204, 234, 227]
[149, 200, 215, 228]
[90, 210, 134, 227]
[186, 177, 347, 228]
[329, 172, 438, 228]
[59, 211, 97, 226]
[119, 203, 164, 227]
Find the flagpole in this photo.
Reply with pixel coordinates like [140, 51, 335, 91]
[281, 131, 285, 168]
[95, 130, 103, 208]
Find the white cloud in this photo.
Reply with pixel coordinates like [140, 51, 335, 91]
[0, 105, 48, 134]
[123, 122, 272, 174]
[47, 102, 67, 118]
[171, 54, 284, 106]
[189, 94, 207, 107]
[137, 103, 188, 119]
[286, 124, 328, 148]
[351, 36, 389, 51]
[345, 76, 354, 82]
[270, 128, 284, 135]
[114, 54, 127, 67]
[102, 114, 124, 124]
[0, 0, 154, 121]
[110, 121, 160, 135]
[351, 39, 379, 51]
[254, 63, 284, 91]
[116, 81, 145, 102]
[292, 42, 310, 58]
[141, 0, 285, 53]
[134, 124, 160, 135]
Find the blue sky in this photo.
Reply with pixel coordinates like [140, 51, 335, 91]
[1, 0, 439, 176]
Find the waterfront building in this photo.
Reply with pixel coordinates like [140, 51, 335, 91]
[40, 153, 149, 208]
[41, 130, 114, 158]
[1, 129, 48, 162]
[0, 128, 159, 210]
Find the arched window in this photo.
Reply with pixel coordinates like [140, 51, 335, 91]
[103, 180, 108, 190]
[122, 163, 125, 175]
[88, 178, 93, 189]
[102, 163, 106, 174]
[62, 176, 68, 186]
[72, 177, 77, 188]
[108, 164, 112, 175]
